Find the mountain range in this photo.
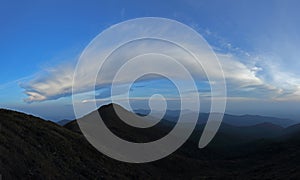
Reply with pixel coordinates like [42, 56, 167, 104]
[134, 109, 297, 127]
[1, 104, 300, 179]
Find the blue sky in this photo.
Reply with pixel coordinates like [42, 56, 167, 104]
[1, 0, 300, 121]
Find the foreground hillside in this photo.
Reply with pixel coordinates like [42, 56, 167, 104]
[0, 108, 158, 179]
[1, 105, 300, 179]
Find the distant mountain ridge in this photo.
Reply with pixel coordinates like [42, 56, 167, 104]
[134, 109, 297, 127]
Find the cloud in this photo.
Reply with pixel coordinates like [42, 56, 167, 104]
[20, 63, 75, 103]
[21, 49, 283, 103]
[20, 19, 300, 103]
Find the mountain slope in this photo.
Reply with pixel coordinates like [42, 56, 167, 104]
[0, 109, 159, 179]
[2, 105, 300, 179]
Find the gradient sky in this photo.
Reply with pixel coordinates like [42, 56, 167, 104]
[1, 0, 300, 121]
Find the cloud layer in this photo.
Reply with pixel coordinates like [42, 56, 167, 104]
[20, 63, 75, 102]
[20, 19, 300, 103]
[21, 50, 299, 103]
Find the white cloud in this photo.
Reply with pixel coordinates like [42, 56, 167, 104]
[20, 63, 75, 102]
[20, 19, 300, 103]
[21, 49, 284, 103]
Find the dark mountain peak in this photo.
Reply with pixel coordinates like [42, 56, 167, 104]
[65, 103, 176, 142]
[98, 103, 124, 111]
[63, 104, 125, 134]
